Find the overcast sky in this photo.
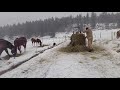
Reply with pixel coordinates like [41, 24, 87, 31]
[0, 12, 114, 27]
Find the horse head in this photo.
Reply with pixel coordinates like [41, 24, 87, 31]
[8, 42, 17, 58]
[11, 46, 17, 58]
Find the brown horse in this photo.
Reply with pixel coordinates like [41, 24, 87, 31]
[36, 38, 42, 46]
[31, 38, 37, 46]
[31, 38, 42, 46]
[117, 30, 120, 39]
[14, 37, 27, 55]
[0, 39, 16, 59]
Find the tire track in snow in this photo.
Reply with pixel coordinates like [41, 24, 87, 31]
[42, 63, 53, 78]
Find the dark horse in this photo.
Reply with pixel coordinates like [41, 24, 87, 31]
[31, 38, 36, 46]
[36, 38, 42, 46]
[0, 39, 16, 59]
[31, 38, 42, 46]
[117, 30, 120, 39]
[14, 37, 27, 55]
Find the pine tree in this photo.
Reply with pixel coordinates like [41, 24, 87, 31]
[90, 12, 97, 29]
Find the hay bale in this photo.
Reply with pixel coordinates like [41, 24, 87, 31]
[63, 32, 87, 52]
[70, 33, 86, 46]
[59, 32, 88, 53]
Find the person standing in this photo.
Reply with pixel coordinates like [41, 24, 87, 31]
[83, 27, 93, 52]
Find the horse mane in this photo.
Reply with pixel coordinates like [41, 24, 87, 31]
[7, 41, 14, 49]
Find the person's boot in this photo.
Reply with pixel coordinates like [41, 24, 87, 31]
[88, 49, 94, 52]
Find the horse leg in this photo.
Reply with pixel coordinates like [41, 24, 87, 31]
[32, 41, 34, 46]
[0, 49, 3, 60]
[34, 42, 35, 46]
[39, 42, 42, 46]
[36, 41, 38, 46]
[40, 42, 42, 47]
[18, 46, 21, 54]
[37, 42, 39, 46]
[5, 49, 11, 57]
[23, 44, 26, 51]
[20, 46, 22, 53]
[36, 42, 37, 46]
[38, 42, 39, 45]
[25, 43, 26, 50]
[38, 42, 39, 46]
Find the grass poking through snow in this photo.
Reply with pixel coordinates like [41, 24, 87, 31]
[90, 56, 99, 60]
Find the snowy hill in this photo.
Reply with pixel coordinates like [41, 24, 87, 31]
[1, 29, 120, 78]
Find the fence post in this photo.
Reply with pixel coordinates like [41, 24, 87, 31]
[111, 32, 113, 40]
[59, 37, 60, 43]
[112, 32, 113, 40]
[111, 32, 112, 40]
[114, 32, 116, 39]
[100, 32, 101, 39]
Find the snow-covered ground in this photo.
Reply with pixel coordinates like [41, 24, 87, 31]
[0, 37, 65, 73]
[0, 29, 120, 78]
